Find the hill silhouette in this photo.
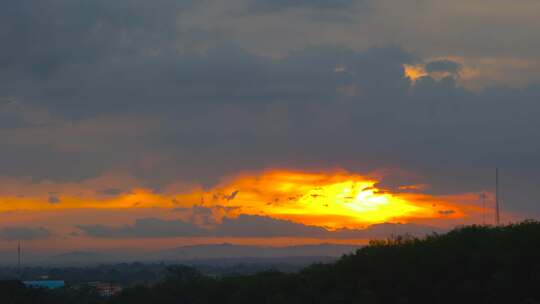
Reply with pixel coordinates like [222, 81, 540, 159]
[111, 221, 540, 304]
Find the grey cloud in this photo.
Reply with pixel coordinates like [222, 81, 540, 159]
[374, 170, 425, 193]
[77, 218, 204, 238]
[247, 0, 360, 12]
[99, 188, 124, 196]
[215, 215, 329, 237]
[0, 0, 199, 73]
[438, 210, 456, 215]
[77, 215, 442, 239]
[0, 227, 52, 241]
[48, 195, 61, 204]
[425, 59, 462, 73]
[190, 205, 219, 226]
[0, 0, 409, 119]
[0, 44, 411, 181]
[224, 190, 239, 201]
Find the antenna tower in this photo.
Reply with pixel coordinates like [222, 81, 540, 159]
[495, 168, 500, 225]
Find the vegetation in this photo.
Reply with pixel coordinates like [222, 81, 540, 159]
[0, 280, 104, 304]
[4, 221, 540, 303]
[0, 263, 164, 287]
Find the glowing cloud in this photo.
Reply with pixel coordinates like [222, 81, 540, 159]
[404, 64, 429, 84]
[174, 170, 481, 229]
[0, 169, 487, 233]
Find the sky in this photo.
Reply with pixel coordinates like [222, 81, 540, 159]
[1, 0, 540, 255]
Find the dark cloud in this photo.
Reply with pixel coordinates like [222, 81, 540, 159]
[48, 195, 61, 204]
[190, 205, 219, 226]
[248, 0, 360, 12]
[0, 227, 52, 241]
[0, 0, 199, 75]
[215, 215, 329, 237]
[77, 218, 204, 238]
[77, 215, 442, 239]
[438, 210, 456, 215]
[224, 190, 239, 201]
[425, 59, 462, 73]
[99, 188, 124, 196]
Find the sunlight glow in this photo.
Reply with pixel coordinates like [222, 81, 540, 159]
[181, 170, 469, 229]
[0, 169, 480, 230]
[404, 64, 428, 83]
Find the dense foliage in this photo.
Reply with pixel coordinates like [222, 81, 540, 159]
[111, 222, 540, 304]
[0, 280, 104, 304]
[3, 221, 540, 303]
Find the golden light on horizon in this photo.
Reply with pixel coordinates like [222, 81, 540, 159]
[0, 169, 482, 231]
[269, 180, 424, 227]
[182, 170, 470, 229]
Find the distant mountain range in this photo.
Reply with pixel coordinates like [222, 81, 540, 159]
[160, 243, 361, 260]
[0, 243, 363, 266]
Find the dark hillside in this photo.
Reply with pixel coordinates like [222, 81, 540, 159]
[110, 221, 540, 304]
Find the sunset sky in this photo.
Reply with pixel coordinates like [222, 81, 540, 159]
[1, 0, 540, 254]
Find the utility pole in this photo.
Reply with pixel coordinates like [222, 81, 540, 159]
[495, 168, 500, 225]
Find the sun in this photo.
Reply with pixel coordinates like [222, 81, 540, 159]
[289, 180, 428, 228]
[181, 170, 458, 230]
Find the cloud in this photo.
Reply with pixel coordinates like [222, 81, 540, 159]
[0, 0, 200, 75]
[1, 0, 540, 219]
[48, 194, 61, 204]
[438, 210, 456, 215]
[0, 170, 486, 233]
[77, 214, 443, 239]
[99, 188, 124, 196]
[77, 218, 204, 238]
[224, 190, 239, 201]
[247, 0, 360, 13]
[425, 60, 462, 73]
[215, 215, 329, 237]
[0, 227, 52, 241]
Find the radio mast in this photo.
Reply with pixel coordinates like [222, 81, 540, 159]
[495, 168, 500, 225]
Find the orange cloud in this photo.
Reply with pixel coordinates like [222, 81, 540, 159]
[403, 56, 540, 92]
[176, 169, 485, 229]
[404, 64, 429, 84]
[0, 169, 488, 231]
